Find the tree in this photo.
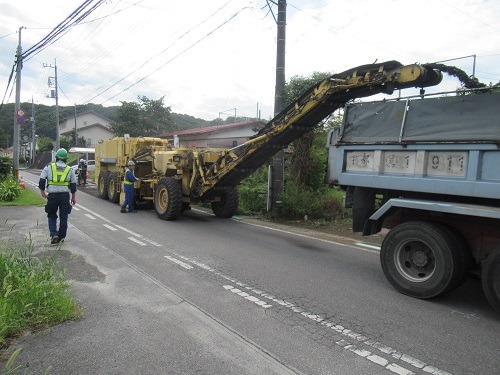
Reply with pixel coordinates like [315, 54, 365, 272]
[281, 72, 333, 186]
[110, 96, 177, 137]
[37, 136, 54, 151]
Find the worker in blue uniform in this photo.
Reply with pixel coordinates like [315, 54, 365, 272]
[121, 160, 139, 213]
[38, 148, 77, 245]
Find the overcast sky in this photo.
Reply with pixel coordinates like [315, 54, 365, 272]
[1, 0, 499, 121]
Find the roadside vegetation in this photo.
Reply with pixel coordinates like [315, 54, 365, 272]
[0, 231, 80, 348]
[0, 157, 79, 366]
[238, 72, 349, 227]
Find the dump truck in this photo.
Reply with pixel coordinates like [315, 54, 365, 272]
[325, 88, 500, 313]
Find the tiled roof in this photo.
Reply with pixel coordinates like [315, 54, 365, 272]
[158, 121, 266, 137]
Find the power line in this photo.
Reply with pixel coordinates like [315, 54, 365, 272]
[23, 0, 107, 62]
[86, 4, 248, 104]
[0, 0, 107, 109]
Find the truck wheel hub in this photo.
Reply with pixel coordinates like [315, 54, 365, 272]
[411, 251, 428, 267]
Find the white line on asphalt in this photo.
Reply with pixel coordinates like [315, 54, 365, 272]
[103, 224, 118, 231]
[128, 237, 146, 246]
[84, 213, 96, 219]
[187, 207, 379, 254]
[76, 204, 163, 247]
[239, 220, 379, 254]
[73, 204, 448, 374]
[354, 242, 381, 250]
[164, 256, 193, 269]
[171, 250, 453, 375]
[223, 285, 272, 308]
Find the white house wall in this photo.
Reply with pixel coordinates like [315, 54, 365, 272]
[78, 127, 115, 147]
[176, 124, 264, 148]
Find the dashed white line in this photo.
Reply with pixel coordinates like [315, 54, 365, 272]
[84, 213, 96, 219]
[71, 204, 450, 374]
[172, 251, 453, 375]
[164, 256, 193, 269]
[103, 224, 118, 231]
[223, 285, 272, 308]
[128, 237, 146, 246]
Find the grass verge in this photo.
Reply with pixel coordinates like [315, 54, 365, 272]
[0, 226, 80, 350]
[0, 188, 45, 207]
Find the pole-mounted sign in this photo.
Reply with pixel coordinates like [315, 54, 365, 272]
[16, 108, 26, 125]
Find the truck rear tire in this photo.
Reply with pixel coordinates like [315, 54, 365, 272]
[482, 249, 500, 313]
[380, 221, 463, 299]
[154, 177, 182, 220]
[107, 172, 120, 203]
[439, 225, 472, 293]
[97, 170, 110, 200]
[211, 187, 239, 218]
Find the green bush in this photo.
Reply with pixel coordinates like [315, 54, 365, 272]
[0, 178, 22, 202]
[0, 157, 13, 181]
[279, 181, 345, 220]
[0, 235, 79, 346]
[238, 167, 268, 215]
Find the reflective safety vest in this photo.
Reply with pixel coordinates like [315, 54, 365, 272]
[124, 167, 134, 185]
[48, 163, 71, 186]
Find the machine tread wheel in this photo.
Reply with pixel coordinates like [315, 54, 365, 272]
[107, 172, 120, 203]
[154, 177, 182, 220]
[482, 249, 500, 313]
[211, 187, 239, 218]
[97, 170, 110, 200]
[380, 221, 463, 299]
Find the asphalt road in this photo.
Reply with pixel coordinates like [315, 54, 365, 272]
[2, 171, 499, 375]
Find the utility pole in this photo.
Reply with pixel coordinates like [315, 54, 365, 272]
[269, 0, 286, 217]
[218, 108, 237, 123]
[44, 59, 60, 151]
[30, 97, 36, 164]
[74, 104, 77, 147]
[13, 26, 24, 179]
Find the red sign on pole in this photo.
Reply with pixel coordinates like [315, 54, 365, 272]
[16, 108, 26, 125]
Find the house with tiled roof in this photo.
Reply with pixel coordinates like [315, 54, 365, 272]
[59, 111, 114, 148]
[158, 120, 266, 148]
[0, 147, 14, 158]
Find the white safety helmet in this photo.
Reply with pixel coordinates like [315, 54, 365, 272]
[80, 159, 85, 162]
[127, 160, 136, 166]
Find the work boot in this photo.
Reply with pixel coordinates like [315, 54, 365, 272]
[120, 207, 127, 213]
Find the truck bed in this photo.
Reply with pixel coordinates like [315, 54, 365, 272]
[326, 92, 500, 200]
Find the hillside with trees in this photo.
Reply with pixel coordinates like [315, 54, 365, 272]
[0, 99, 211, 150]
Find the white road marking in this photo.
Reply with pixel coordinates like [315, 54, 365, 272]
[103, 224, 118, 231]
[71, 204, 450, 374]
[76, 204, 163, 247]
[223, 285, 272, 308]
[164, 256, 193, 269]
[84, 213, 96, 219]
[239, 220, 379, 254]
[172, 250, 453, 375]
[354, 242, 381, 250]
[128, 237, 146, 246]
